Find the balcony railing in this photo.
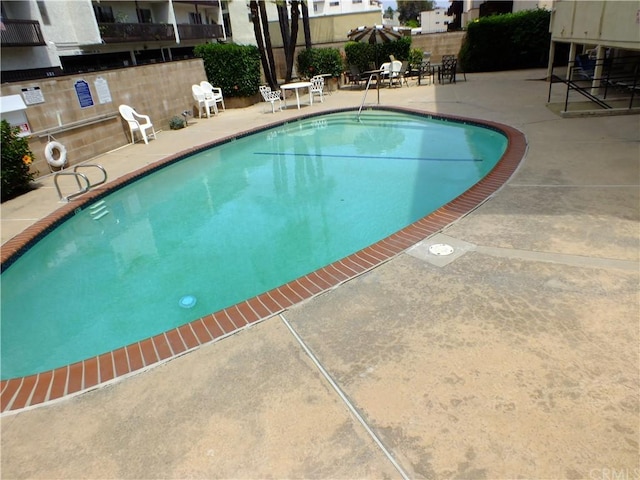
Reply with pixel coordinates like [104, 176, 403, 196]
[0, 19, 46, 47]
[176, 23, 223, 41]
[98, 23, 175, 43]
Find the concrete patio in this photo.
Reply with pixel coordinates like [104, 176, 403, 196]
[1, 69, 638, 479]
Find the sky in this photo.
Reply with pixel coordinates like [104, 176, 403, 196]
[381, 0, 450, 10]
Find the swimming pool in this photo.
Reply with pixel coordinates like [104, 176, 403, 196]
[0, 107, 526, 411]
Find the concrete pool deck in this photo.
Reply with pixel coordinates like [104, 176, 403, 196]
[1, 69, 638, 478]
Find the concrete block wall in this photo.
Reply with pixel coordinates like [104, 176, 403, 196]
[0, 59, 207, 177]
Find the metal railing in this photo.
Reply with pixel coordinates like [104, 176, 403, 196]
[98, 23, 175, 43]
[0, 19, 45, 47]
[548, 55, 640, 112]
[357, 71, 381, 120]
[54, 164, 108, 201]
[176, 23, 223, 40]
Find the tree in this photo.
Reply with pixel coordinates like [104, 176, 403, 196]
[249, 1, 277, 89]
[301, 0, 311, 49]
[278, 0, 310, 82]
[384, 6, 395, 19]
[397, 0, 434, 24]
[252, 0, 312, 85]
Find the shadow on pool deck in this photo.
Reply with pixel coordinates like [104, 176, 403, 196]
[1, 69, 638, 479]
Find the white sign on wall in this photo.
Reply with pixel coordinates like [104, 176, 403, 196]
[21, 86, 45, 105]
[94, 77, 112, 104]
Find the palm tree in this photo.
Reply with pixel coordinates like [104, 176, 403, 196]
[253, 0, 313, 85]
[301, 0, 312, 49]
[249, 1, 277, 89]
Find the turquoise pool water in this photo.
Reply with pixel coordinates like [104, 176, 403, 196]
[1, 110, 507, 379]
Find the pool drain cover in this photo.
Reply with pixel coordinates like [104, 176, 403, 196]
[428, 243, 454, 256]
[179, 295, 197, 308]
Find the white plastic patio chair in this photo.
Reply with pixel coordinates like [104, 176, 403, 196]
[192, 84, 216, 118]
[118, 104, 156, 144]
[200, 81, 226, 115]
[389, 60, 403, 87]
[259, 85, 282, 113]
[309, 75, 325, 103]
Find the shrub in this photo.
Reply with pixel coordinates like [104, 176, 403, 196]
[409, 48, 424, 67]
[194, 43, 261, 97]
[169, 116, 185, 130]
[345, 36, 412, 70]
[458, 9, 551, 72]
[297, 47, 343, 78]
[1, 120, 36, 202]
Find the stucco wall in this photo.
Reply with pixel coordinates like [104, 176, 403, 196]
[0, 59, 207, 176]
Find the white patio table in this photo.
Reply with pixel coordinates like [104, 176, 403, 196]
[281, 81, 313, 109]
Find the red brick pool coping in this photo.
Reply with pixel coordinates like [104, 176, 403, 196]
[0, 107, 527, 413]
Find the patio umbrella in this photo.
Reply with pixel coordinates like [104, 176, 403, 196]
[347, 25, 402, 44]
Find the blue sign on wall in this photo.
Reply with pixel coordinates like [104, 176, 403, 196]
[74, 80, 94, 109]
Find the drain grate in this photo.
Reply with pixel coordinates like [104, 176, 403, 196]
[428, 243, 454, 256]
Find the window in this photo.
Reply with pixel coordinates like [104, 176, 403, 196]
[223, 11, 232, 36]
[93, 5, 115, 23]
[329, 1, 339, 6]
[137, 8, 152, 23]
[353, 0, 362, 3]
[189, 12, 203, 24]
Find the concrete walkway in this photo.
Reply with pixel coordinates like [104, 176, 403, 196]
[1, 70, 638, 479]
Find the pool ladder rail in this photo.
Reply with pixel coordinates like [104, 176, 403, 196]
[53, 164, 108, 202]
[357, 70, 382, 121]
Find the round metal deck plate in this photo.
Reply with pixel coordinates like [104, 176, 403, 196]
[428, 243, 454, 256]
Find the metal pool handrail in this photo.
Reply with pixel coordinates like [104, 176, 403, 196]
[54, 164, 108, 201]
[357, 70, 381, 120]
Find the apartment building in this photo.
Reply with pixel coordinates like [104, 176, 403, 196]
[419, 8, 454, 34]
[1, 0, 381, 83]
[0, 1, 231, 82]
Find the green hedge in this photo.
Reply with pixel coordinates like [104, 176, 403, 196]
[458, 9, 551, 72]
[194, 43, 261, 97]
[1, 120, 35, 202]
[297, 47, 343, 78]
[344, 36, 412, 71]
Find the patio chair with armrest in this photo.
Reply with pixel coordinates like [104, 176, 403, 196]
[390, 60, 403, 87]
[310, 75, 325, 103]
[192, 84, 216, 118]
[118, 104, 156, 145]
[438, 55, 457, 84]
[259, 85, 282, 113]
[399, 61, 410, 87]
[200, 81, 226, 114]
[346, 65, 367, 88]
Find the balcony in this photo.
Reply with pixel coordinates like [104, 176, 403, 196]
[0, 19, 46, 47]
[176, 23, 223, 41]
[98, 23, 175, 44]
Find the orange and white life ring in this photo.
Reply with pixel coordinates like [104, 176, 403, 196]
[45, 141, 67, 168]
